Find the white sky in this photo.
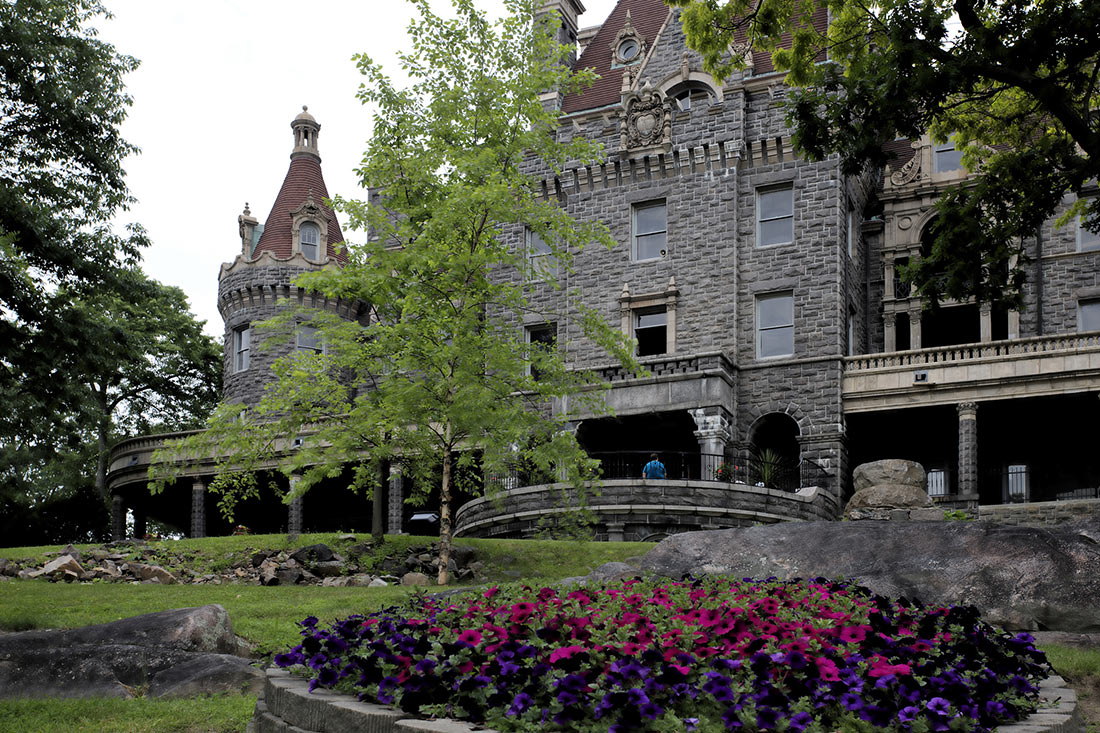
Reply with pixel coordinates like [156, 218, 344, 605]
[98, 0, 617, 338]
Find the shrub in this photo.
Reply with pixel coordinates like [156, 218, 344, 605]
[276, 577, 1049, 732]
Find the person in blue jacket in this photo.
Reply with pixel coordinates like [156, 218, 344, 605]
[642, 453, 666, 479]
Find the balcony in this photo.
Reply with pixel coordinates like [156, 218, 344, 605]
[843, 331, 1100, 412]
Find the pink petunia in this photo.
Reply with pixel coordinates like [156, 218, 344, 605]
[549, 645, 586, 664]
[483, 586, 500, 600]
[815, 657, 840, 681]
[457, 629, 483, 645]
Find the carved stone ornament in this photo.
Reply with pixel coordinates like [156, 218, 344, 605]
[889, 141, 923, 186]
[620, 83, 671, 154]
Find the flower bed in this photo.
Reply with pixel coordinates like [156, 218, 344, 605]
[274, 577, 1050, 732]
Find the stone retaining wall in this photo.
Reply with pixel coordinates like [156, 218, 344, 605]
[453, 480, 836, 541]
[249, 667, 1083, 733]
[852, 498, 1100, 527]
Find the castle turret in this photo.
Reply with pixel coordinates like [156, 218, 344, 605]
[217, 107, 364, 406]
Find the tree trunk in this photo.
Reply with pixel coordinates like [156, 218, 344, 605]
[437, 432, 453, 586]
[373, 459, 388, 546]
[94, 391, 111, 504]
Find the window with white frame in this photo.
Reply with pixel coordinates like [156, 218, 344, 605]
[926, 468, 948, 497]
[1078, 212, 1100, 252]
[300, 222, 321, 260]
[1080, 299, 1100, 332]
[525, 228, 555, 281]
[632, 201, 667, 261]
[757, 186, 793, 247]
[296, 325, 324, 354]
[756, 292, 794, 358]
[525, 322, 556, 379]
[847, 208, 856, 257]
[933, 139, 963, 173]
[634, 307, 667, 356]
[233, 325, 251, 372]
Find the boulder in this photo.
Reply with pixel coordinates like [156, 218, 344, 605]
[0, 605, 252, 699]
[844, 483, 933, 519]
[853, 459, 926, 492]
[289, 544, 335, 564]
[637, 519, 1100, 632]
[401, 572, 430, 586]
[26, 554, 84, 580]
[275, 567, 303, 586]
[128, 563, 178, 585]
[310, 560, 345, 578]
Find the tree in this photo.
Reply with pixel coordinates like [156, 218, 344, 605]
[1, 0, 143, 434]
[155, 0, 636, 583]
[669, 0, 1100, 308]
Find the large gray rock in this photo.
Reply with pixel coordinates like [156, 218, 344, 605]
[853, 459, 926, 492]
[638, 520, 1100, 632]
[844, 483, 933, 519]
[0, 605, 259, 698]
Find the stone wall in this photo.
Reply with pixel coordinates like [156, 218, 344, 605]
[453, 479, 837, 541]
[979, 498, 1100, 527]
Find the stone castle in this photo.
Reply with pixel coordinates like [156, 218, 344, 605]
[107, 0, 1100, 541]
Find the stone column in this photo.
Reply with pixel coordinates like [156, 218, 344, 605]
[1008, 309, 1021, 339]
[111, 495, 125, 541]
[883, 261, 895, 300]
[557, 421, 582, 482]
[689, 407, 732, 481]
[979, 305, 993, 342]
[190, 478, 206, 539]
[387, 468, 404, 535]
[957, 402, 979, 506]
[884, 317, 896, 352]
[287, 474, 303, 540]
[605, 522, 625, 542]
[908, 311, 922, 350]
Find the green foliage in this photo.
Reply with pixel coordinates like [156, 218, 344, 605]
[154, 0, 637, 584]
[668, 0, 1100, 309]
[943, 509, 974, 521]
[0, 0, 143, 423]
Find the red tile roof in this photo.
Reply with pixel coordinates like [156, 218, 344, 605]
[561, 0, 671, 114]
[883, 138, 917, 167]
[254, 156, 347, 263]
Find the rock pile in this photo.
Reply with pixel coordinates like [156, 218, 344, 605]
[845, 459, 934, 520]
[0, 539, 488, 587]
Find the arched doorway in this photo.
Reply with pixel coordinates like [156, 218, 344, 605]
[746, 413, 801, 490]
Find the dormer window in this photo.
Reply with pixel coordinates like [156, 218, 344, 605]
[610, 10, 644, 66]
[300, 222, 320, 260]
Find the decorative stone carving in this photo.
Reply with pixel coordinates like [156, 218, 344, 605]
[620, 82, 672, 155]
[889, 141, 923, 186]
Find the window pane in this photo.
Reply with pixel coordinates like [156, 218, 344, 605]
[759, 326, 794, 358]
[934, 145, 963, 173]
[297, 326, 322, 352]
[636, 310, 667, 329]
[1006, 464, 1028, 502]
[635, 203, 665, 235]
[635, 232, 666, 260]
[759, 188, 792, 220]
[1081, 300, 1100, 331]
[527, 229, 551, 256]
[758, 295, 792, 329]
[759, 217, 793, 246]
[1079, 216, 1100, 251]
[527, 324, 555, 347]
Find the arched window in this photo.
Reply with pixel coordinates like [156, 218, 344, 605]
[300, 222, 320, 260]
[667, 81, 715, 112]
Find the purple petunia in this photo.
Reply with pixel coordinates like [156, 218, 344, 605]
[926, 697, 953, 715]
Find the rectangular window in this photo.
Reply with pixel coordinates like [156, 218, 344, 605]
[926, 468, 948, 497]
[526, 228, 555, 281]
[233, 325, 250, 372]
[525, 323, 556, 379]
[847, 311, 855, 356]
[847, 208, 856, 257]
[933, 140, 963, 173]
[1005, 464, 1029, 503]
[757, 186, 793, 247]
[296, 326, 323, 354]
[756, 292, 794, 358]
[1078, 213, 1100, 252]
[635, 307, 667, 356]
[1080, 299, 1100, 332]
[632, 201, 667, 261]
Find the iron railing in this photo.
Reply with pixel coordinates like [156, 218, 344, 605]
[979, 465, 1100, 504]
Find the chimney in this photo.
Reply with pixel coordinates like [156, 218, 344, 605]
[537, 0, 586, 112]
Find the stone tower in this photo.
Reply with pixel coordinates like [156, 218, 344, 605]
[217, 106, 366, 407]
